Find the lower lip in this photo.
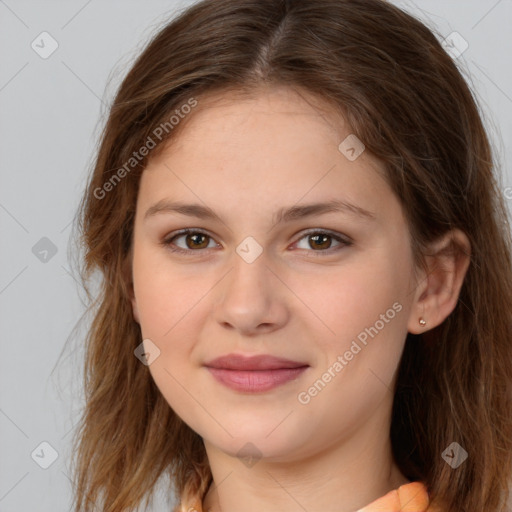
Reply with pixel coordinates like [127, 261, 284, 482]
[206, 367, 308, 392]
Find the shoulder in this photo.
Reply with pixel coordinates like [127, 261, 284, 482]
[397, 482, 448, 512]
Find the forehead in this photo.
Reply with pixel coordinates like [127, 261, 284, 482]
[164, 85, 348, 152]
[137, 86, 398, 228]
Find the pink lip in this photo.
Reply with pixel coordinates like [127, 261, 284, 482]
[204, 354, 309, 392]
[206, 367, 308, 392]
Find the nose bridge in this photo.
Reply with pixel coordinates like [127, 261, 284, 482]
[224, 241, 271, 306]
[213, 240, 287, 333]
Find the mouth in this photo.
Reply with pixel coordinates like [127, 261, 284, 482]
[204, 353, 309, 392]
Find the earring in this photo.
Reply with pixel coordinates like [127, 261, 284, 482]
[419, 318, 427, 326]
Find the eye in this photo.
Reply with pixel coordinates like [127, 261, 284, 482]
[161, 228, 352, 256]
[162, 228, 218, 254]
[292, 229, 352, 255]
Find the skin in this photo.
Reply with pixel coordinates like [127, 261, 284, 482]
[126, 85, 470, 512]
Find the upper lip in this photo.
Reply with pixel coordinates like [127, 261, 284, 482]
[204, 354, 309, 371]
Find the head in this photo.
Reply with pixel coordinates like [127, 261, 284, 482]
[71, 1, 512, 511]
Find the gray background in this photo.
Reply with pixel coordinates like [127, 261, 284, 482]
[1, 1, 511, 511]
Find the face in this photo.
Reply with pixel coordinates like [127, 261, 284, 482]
[129, 86, 418, 462]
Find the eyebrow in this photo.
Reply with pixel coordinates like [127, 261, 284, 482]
[143, 199, 376, 224]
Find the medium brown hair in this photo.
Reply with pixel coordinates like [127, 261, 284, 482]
[69, 0, 512, 510]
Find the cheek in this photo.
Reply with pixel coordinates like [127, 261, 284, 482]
[297, 251, 410, 414]
[131, 249, 208, 423]
[131, 244, 214, 390]
[294, 274, 407, 446]
[132, 243, 195, 338]
[305, 254, 407, 350]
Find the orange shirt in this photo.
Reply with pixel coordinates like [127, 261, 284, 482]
[177, 481, 442, 512]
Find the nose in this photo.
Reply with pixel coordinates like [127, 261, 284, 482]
[212, 251, 290, 336]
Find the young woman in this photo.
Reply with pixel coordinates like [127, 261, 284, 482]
[70, 1, 512, 511]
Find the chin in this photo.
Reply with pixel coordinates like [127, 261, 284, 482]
[206, 428, 303, 461]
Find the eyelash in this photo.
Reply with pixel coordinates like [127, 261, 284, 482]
[161, 228, 353, 257]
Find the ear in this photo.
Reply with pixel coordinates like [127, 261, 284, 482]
[407, 229, 471, 334]
[122, 248, 140, 324]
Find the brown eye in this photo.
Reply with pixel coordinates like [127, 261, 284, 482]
[308, 233, 333, 250]
[294, 230, 352, 254]
[183, 232, 210, 249]
[163, 229, 217, 254]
